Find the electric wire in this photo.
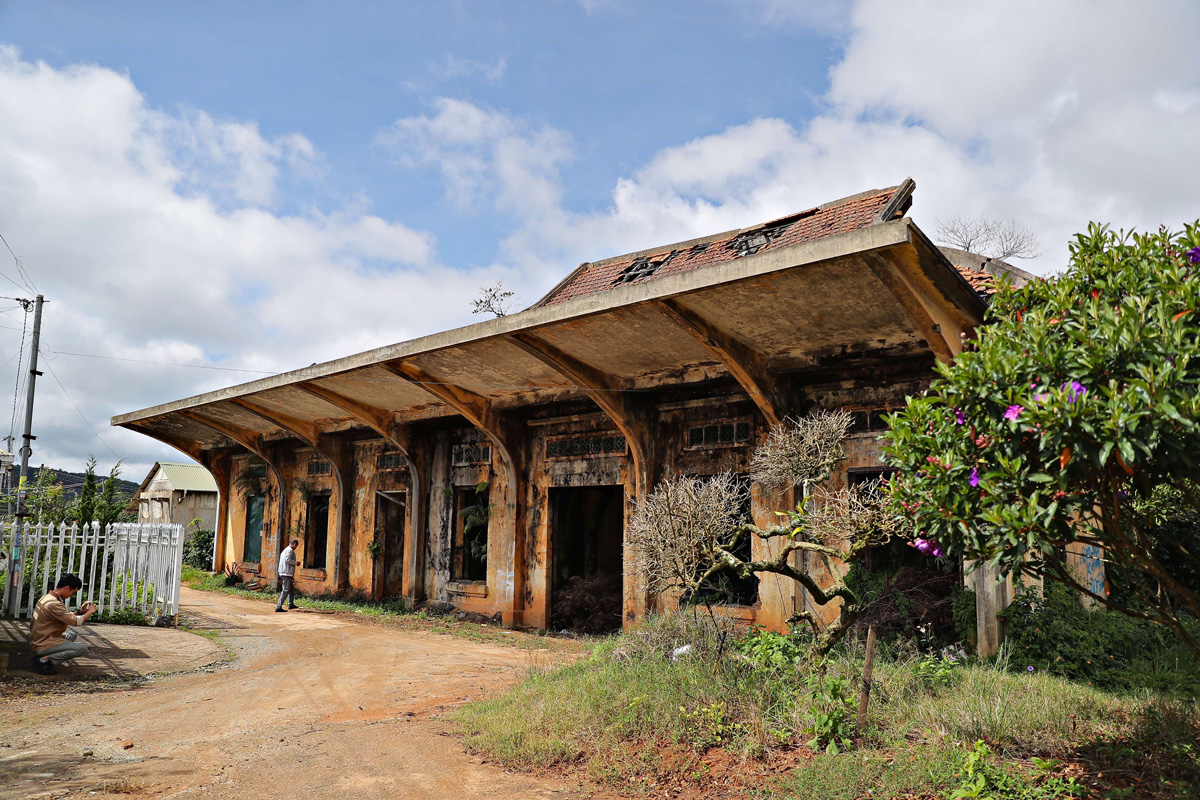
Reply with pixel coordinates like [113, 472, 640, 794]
[38, 349, 121, 460]
[9, 306, 28, 449]
[0, 233, 36, 294]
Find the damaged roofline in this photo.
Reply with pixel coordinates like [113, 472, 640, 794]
[532, 182, 905, 308]
[112, 217, 955, 427]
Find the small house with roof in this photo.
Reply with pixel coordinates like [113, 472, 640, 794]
[133, 461, 219, 531]
[112, 179, 1030, 640]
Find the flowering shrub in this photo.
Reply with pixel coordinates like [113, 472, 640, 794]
[884, 222, 1200, 654]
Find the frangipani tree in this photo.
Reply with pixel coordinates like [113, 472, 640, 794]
[884, 223, 1200, 655]
[629, 410, 902, 657]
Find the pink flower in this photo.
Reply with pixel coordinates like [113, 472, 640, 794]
[1004, 405, 1023, 421]
[1064, 381, 1087, 403]
[911, 538, 945, 558]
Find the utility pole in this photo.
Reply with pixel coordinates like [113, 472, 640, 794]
[15, 294, 43, 520]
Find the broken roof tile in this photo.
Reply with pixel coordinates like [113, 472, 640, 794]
[535, 186, 897, 307]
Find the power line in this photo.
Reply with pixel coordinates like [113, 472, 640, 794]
[0, 233, 35, 294]
[39, 349, 121, 460]
[9, 305, 28, 445]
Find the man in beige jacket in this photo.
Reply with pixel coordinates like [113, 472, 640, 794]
[30, 574, 97, 675]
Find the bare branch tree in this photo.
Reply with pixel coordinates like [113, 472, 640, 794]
[471, 280, 517, 317]
[750, 409, 852, 491]
[629, 410, 904, 658]
[936, 215, 1043, 261]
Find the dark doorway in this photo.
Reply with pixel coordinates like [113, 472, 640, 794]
[452, 484, 490, 582]
[305, 493, 330, 569]
[549, 486, 624, 633]
[375, 492, 406, 598]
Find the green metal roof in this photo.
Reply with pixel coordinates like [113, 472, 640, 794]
[156, 462, 218, 493]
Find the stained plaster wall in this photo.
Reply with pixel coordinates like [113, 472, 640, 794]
[214, 365, 936, 632]
[352, 439, 412, 599]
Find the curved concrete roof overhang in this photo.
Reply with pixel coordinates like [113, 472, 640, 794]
[112, 217, 987, 458]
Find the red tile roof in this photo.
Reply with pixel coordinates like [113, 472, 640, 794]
[536, 186, 900, 307]
[954, 266, 998, 296]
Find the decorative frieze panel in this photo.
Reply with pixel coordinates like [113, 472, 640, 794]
[545, 432, 627, 460]
[452, 442, 492, 466]
[377, 452, 406, 471]
[685, 418, 753, 450]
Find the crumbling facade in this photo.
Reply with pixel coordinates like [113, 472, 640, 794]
[115, 180, 1018, 633]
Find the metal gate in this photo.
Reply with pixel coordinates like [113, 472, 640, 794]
[0, 521, 186, 620]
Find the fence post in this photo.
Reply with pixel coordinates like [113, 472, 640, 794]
[97, 523, 111, 613]
[110, 525, 125, 611]
[53, 522, 67, 589]
[172, 521, 186, 616]
[27, 523, 44, 614]
[65, 522, 76, 574]
[81, 522, 94, 606]
[1, 521, 12, 616]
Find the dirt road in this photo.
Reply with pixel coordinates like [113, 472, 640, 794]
[1, 588, 603, 800]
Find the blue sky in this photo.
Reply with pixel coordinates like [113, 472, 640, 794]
[3, 1, 834, 268]
[0, 0, 1196, 477]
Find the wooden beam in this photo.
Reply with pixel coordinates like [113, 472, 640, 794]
[863, 251, 961, 363]
[380, 359, 528, 627]
[379, 361, 492, 434]
[124, 421, 208, 463]
[295, 380, 426, 601]
[506, 331, 655, 490]
[226, 398, 355, 592]
[655, 298, 787, 428]
[228, 398, 323, 447]
[176, 409, 289, 575]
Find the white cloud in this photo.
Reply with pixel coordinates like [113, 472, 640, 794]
[0, 47, 529, 478]
[378, 98, 572, 219]
[6, 0, 1197, 482]
[392, 2, 1199, 280]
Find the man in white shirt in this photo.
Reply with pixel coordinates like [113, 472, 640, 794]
[276, 538, 299, 612]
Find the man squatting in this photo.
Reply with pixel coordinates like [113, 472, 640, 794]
[30, 574, 97, 674]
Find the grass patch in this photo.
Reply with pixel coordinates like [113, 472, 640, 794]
[457, 612, 1200, 799]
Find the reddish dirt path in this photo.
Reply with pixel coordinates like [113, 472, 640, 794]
[1, 588, 608, 800]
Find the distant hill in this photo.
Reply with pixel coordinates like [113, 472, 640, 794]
[27, 466, 139, 501]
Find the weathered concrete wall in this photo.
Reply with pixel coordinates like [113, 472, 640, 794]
[209, 362, 941, 632]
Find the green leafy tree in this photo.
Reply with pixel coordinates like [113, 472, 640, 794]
[74, 455, 98, 528]
[884, 222, 1200, 654]
[24, 468, 70, 525]
[97, 460, 133, 528]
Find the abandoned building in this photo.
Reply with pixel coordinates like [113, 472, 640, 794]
[132, 461, 219, 531]
[113, 179, 1040, 640]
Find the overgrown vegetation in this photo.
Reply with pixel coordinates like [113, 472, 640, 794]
[457, 611, 1200, 798]
[886, 222, 1200, 654]
[3, 455, 134, 527]
[629, 410, 904, 657]
[94, 606, 150, 626]
[1003, 582, 1200, 696]
[182, 525, 215, 570]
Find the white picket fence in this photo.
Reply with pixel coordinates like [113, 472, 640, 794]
[0, 522, 186, 620]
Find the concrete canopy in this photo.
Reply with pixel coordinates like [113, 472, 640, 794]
[112, 216, 986, 452]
